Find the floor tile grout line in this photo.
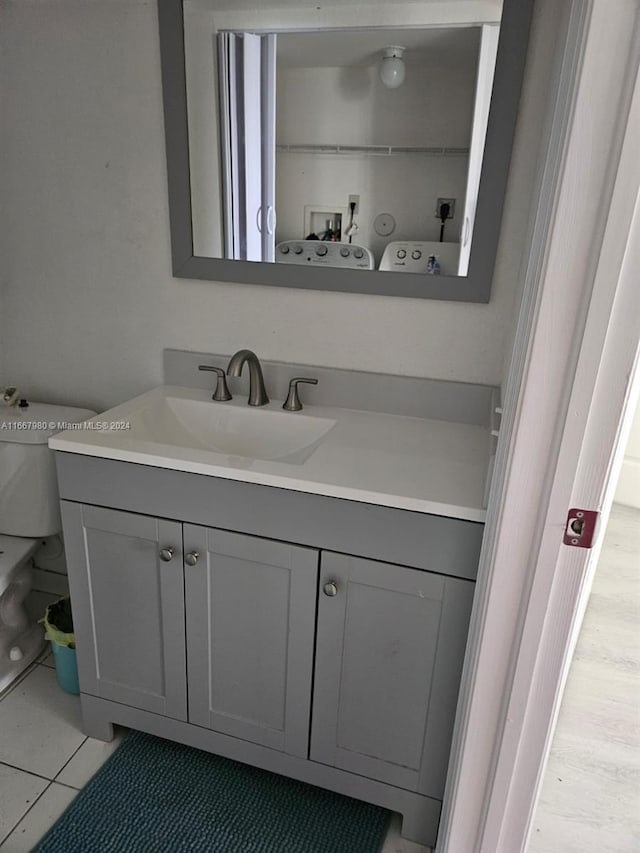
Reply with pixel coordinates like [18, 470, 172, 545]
[0, 736, 86, 846]
[0, 659, 42, 702]
[53, 780, 82, 792]
[0, 778, 54, 848]
[0, 760, 56, 785]
[53, 735, 89, 784]
[0, 661, 86, 848]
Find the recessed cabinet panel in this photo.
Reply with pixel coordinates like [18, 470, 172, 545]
[337, 581, 442, 771]
[184, 526, 318, 757]
[60, 502, 187, 720]
[311, 552, 474, 797]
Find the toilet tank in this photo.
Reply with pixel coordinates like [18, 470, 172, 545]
[0, 402, 95, 537]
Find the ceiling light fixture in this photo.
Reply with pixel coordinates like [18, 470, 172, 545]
[379, 46, 406, 89]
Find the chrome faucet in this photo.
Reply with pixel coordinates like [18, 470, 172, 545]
[226, 350, 269, 406]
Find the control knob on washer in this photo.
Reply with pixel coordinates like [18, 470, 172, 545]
[293, 245, 303, 255]
[396, 249, 406, 259]
[316, 245, 328, 256]
[353, 248, 364, 259]
[411, 250, 422, 260]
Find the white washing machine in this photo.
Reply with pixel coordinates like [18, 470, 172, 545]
[276, 240, 374, 270]
[379, 241, 460, 276]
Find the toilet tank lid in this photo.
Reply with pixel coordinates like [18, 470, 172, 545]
[0, 403, 96, 445]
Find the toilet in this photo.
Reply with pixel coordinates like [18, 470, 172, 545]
[0, 399, 95, 692]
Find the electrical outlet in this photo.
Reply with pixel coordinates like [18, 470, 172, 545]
[348, 194, 360, 215]
[436, 197, 456, 218]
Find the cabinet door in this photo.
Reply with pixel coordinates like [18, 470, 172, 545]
[184, 526, 318, 757]
[60, 502, 187, 720]
[310, 552, 474, 798]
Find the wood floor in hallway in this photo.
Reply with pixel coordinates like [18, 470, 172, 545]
[528, 504, 640, 853]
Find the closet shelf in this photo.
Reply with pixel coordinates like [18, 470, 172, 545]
[276, 143, 469, 157]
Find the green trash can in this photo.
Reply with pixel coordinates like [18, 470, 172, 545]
[42, 596, 79, 695]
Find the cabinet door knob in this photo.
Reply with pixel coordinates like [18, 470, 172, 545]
[185, 551, 199, 567]
[159, 547, 174, 562]
[323, 580, 338, 597]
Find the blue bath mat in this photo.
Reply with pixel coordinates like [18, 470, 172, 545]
[35, 730, 391, 852]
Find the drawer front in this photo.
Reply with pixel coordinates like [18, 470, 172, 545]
[55, 453, 484, 580]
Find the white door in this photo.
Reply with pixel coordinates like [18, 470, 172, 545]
[218, 32, 277, 261]
[439, 2, 640, 851]
[457, 24, 499, 276]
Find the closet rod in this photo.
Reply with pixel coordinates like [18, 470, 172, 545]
[276, 143, 469, 156]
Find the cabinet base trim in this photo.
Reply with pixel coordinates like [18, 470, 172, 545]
[81, 693, 440, 848]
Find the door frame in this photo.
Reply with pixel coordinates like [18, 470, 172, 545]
[438, 1, 640, 851]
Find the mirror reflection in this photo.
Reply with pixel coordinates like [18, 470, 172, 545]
[184, 1, 503, 277]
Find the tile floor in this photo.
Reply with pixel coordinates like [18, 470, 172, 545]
[0, 653, 124, 851]
[0, 599, 429, 853]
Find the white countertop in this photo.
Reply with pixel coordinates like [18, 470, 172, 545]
[49, 385, 490, 522]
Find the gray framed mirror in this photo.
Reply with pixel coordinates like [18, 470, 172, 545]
[157, 0, 533, 302]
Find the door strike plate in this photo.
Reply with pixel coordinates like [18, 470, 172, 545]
[563, 508, 599, 548]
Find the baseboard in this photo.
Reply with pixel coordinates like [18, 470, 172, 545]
[614, 457, 640, 509]
[31, 567, 69, 596]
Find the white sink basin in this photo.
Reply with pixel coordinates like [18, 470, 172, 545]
[128, 394, 336, 463]
[48, 385, 490, 521]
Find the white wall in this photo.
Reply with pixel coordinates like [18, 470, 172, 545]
[276, 63, 475, 149]
[0, 0, 560, 415]
[276, 149, 468, 262]
[498, 0, 565, 391]
[275, 64, 473, 261]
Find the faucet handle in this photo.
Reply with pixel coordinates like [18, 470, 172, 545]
[283, 377, 318, 412]
[198, 365, 232, 401]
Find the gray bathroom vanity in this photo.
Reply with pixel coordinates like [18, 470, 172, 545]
[51, 356, 496, 847]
